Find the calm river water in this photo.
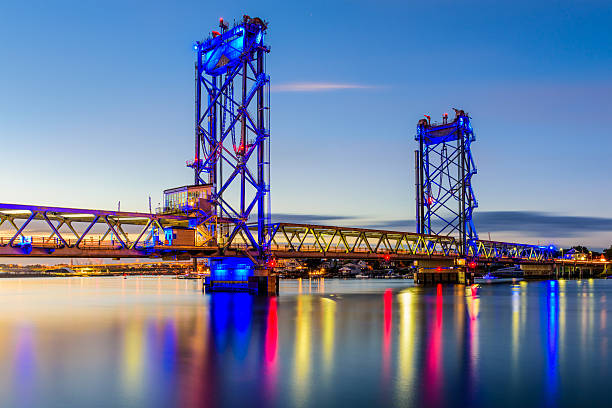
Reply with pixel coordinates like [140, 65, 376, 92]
[0, 277, 609, 407]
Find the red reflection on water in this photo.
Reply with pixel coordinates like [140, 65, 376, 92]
[382, 289, 392, 379]
[424, 284, 443, 407]
[466, 283, 480, 398]
[265, 297, 278, 364]
[264, 297, 278, 401]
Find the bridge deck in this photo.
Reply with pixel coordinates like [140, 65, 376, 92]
[0, 203, 605, 267]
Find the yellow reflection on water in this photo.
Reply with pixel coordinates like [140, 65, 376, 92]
[466, 284, 480, 379]
[588, 279, 595, 339]
[293, 295, 312, 407]
[558, 280, 566, 361]
[321, 297, 336, 382]
[395, 290, 416, 405]
[122, 319, 145, 399]
[511, 284, 520, 380]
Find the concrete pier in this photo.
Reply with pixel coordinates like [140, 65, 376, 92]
[413, 259, 474, 285]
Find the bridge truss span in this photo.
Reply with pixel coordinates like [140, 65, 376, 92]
[0, 203, 196, 257]
[265, 223, 556, 263]
[0, 205, 555, 264]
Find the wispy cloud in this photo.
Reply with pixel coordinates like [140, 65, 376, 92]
[474, 211, 612, 238]
[270, 213, 358, 224]
[271, 82, 377, 92]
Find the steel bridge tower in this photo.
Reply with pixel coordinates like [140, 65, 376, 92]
[190, 16, 271, 263]
[415, 109, 478, 256]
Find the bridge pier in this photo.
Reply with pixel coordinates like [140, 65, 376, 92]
[413, 260, 474, 285]
[521, 264, 555, 279]
[249, 268, 279, 296]
[204, 257, 278, 295]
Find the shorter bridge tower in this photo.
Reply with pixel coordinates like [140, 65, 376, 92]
[415, 109, 478, 256]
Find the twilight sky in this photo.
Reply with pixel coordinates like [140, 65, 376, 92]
[0, 0, 611, 249]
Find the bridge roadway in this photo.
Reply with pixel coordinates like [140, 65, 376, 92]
[1, 202, 602, 268]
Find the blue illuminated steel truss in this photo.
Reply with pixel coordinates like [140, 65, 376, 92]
[415, 110, 478, 256]
[190, 16, 271, 263]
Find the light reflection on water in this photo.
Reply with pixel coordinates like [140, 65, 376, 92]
[0, 277, 610, 407]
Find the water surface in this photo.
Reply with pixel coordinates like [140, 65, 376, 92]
[0, 277, 609, 407]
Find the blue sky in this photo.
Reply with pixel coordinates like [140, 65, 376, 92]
[0, 0, 611, 248]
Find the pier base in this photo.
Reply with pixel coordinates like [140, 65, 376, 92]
[413, 259, 473, 285]
[204, 258, 278, 295]
[522, 264, 554, 279]
[414, 268, 474, 285]
[249, 271, 279, 296]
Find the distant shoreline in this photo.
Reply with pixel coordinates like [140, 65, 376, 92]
[0, 271, 182, 278]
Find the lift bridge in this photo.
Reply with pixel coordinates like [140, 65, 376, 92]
[0, 16, 605, 294]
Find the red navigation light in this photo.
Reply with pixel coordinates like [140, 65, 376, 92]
[267, 258, 277, 269]
[468, 262, 477, 269]
[219, 17, 229, 31]
[383, 254, 391, 262]
[436, 266, 443, 272]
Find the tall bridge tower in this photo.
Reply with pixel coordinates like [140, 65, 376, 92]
[190, 16, 271, 260]
[415, 110, 478, 256]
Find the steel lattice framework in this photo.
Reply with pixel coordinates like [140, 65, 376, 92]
[190, 16, 271, 262]
[416, 110, 478, 256]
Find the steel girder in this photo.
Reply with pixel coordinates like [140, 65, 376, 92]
[191, 17, 271, 263]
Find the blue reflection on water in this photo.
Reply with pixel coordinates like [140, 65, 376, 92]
[211, 293, 231, 352]
[232, 293, 253, 361]
[14, 325, 35, 407]
[162, 320, 177, 375]
[545, 281, 559, 407]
